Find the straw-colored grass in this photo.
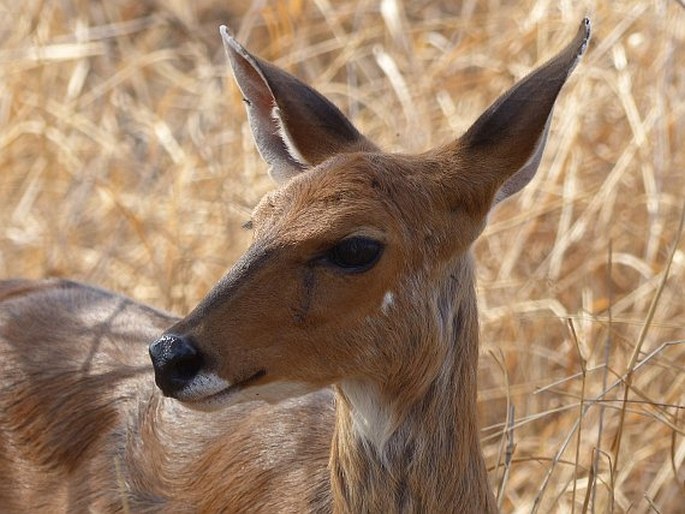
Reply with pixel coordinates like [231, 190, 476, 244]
[1, 1, 683, 512]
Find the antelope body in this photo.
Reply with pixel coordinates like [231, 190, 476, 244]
[0, 20, 590, 513]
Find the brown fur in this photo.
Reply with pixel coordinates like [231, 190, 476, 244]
[0, 279, 332, 512]
[0, 20, 589, 513]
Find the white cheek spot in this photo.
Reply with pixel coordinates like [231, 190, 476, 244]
[381, 291, 395, 314]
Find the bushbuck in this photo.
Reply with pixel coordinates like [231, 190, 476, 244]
[0, 19, 590, 513]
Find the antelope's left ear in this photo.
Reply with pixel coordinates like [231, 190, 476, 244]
[455, 18, 591, 208]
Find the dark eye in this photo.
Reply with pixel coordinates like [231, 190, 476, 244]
[324, 236, 383, 272]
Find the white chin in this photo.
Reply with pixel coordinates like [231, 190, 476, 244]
[177, 376, 317, 412]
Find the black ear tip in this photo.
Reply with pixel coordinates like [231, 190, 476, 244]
[577, 17, 592, 56]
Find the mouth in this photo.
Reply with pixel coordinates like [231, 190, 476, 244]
[178, 369, 267, 411]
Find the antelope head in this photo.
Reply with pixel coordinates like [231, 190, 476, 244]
[149, 20, 590, 411]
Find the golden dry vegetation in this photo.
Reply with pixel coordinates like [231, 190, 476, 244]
[0, 0, 683, 512]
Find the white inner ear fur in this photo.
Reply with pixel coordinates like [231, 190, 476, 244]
[271, 105, 308, 166]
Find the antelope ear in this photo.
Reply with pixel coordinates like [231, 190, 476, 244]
[220, 26, 376, 184]
[457, 18, 591, 207]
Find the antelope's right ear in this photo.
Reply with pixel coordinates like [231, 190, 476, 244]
[220, 26, 376, 184]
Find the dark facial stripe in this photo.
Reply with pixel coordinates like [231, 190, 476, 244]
[293, 265, 316, 324]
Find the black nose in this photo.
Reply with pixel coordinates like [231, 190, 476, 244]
[149, 334, 204, 397]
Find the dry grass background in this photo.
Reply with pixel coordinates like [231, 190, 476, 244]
[0, 0, 683, 512]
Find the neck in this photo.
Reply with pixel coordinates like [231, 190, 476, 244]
[329, 258, 497, 513]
